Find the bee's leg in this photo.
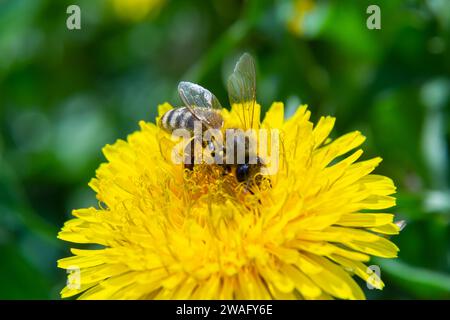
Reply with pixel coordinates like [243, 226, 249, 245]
[184, 162, 194, 171]
[222, 164, 232, 175]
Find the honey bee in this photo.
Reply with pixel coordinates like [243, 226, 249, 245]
[160, 81, 224, 133]
[159, 53, 265, 187]
[159, 81, 224, 169]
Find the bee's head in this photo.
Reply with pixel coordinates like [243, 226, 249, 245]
[236, 157, 265, 184]
[236, 163, 251, 182]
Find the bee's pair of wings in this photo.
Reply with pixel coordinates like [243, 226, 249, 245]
[178, 53, 257, 130]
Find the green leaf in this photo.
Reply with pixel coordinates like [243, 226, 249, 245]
[375, 258, 450, 299]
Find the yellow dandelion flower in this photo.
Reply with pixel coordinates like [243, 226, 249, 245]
[58, 97, 400, 299]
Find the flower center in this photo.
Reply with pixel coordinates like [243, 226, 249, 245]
[182, 163, 271, 207]
[183, 164, 238, 200]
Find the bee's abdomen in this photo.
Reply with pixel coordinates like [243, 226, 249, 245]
[160, 107, 195, 133]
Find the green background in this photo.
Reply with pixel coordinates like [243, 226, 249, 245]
[0, 0, 449, 299]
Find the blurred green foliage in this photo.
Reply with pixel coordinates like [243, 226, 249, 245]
[0, 0, 449, 299]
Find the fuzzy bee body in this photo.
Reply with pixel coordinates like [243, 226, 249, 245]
[160, 81, 224, 135]
[160, 107, 196, 133]
[159, 54, 265, 188]
[160, 108, 223, 134]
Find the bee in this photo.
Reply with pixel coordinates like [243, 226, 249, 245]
[159, 53, 265, 186]
[159, 81, 224, 169]
[160, 81, 224, 134]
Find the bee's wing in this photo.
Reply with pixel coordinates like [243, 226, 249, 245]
[227, 53, 257, 130]
[178, 81, 222, 127]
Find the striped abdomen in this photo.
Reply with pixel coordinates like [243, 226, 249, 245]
[160, 107, 223, 133]
[160, 107, 196, 133]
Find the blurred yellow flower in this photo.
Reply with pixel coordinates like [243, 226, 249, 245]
[111, 0, 166, 22]
[287, 0, 315, 36]
[58, 102, 400, 299]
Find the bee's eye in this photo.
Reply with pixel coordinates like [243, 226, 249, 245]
[236, 164, 250, 182]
